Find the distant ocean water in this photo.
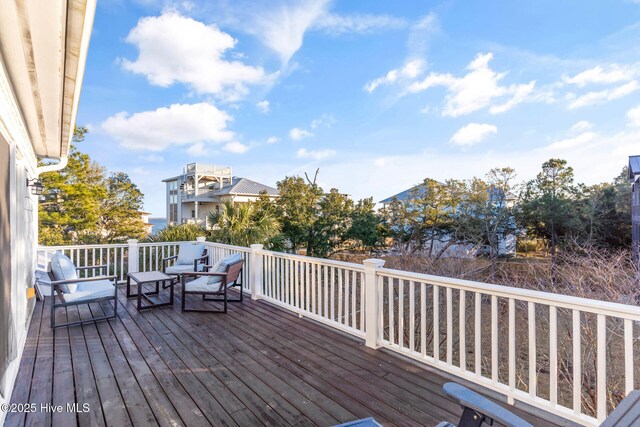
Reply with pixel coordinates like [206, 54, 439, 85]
[149, 218, 167, 235]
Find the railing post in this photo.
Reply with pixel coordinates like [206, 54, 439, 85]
[363, 258, 385, 349]
[196, 236, 206, 243]
[127, 239, 139, 274]
[249, 244, 264, 300]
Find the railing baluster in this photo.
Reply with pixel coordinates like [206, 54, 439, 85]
[528, 301, 536, 398]
[398, 280, 404, 349]
[434, 284, 439, 362]
[447, 287, 453, 365]
[459, 290, 466, 370]
[421, 282, 426, 357]
[330, 266, 335, 321]
[625, 318, 634, 395]
[475, 293, 481, 376]
[491, 295, 498, 383]
[409, 281, 415, 352]
[573, 309, 581, 415]
[360, 271, 365, 332]
[597, 314, 606, 422]
[550, 306, 558, 406]
[338, 269, 343, 324]
[389, 278, 395, 345]
[344, 270, 350, 327]
[351, 270, 356, 328]
[508, 298, 515, 401]
[324, 265, 329, 318]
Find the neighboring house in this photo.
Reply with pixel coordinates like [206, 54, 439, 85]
[630, 155, 640, 260]
[163, 163, 279, 227]
[380, 182, 517, 257]
[0, 0, 94, 420]
[138, 211, 153, 236]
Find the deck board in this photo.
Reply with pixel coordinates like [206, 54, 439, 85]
[6, 284, 569, 427]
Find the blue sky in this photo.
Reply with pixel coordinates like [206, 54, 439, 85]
[78, 0, 640, 216]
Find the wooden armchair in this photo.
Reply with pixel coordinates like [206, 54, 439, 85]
[181, 259, 244, 313]
[162, 243, 209, 285]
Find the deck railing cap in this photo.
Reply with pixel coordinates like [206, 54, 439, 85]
[363, 258, 385, 268]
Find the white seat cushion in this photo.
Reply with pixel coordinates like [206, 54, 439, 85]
[50, 252, 79, 293]
[35, 270, 52, 297]
[176, 243, 205, 265]
[165, 263, 204, 275]
[185, 276, 235, 293]
[62, 279, 115, 303]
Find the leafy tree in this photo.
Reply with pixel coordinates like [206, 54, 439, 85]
[275, 174, 324, 253]
[99, 172, 146, 243]
[312, 188, 354, 257]
[39, 127, 146, 244]
[347, 197, 386, 251]
[208, 201, 281, 247]
[39, 128, 106, 244]
[519, 159, 579, 277]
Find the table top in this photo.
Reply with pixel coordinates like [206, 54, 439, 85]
[128, 271, 172, 283]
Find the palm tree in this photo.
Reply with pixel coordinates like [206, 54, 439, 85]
[208, 201, 281, 247]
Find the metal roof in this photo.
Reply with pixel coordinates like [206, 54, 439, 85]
[379, 184, 428, 204]
[213, 177, 279, 196]
[629, 155, 640, 180]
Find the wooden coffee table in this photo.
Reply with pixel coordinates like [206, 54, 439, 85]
[126, 271, 174, 311]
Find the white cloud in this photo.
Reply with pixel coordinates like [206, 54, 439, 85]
[365, 59, 426, 93]
[628, 106, 640, 127]
[223, 141, 249, 154]
[409, 53, 537, 117]
[256, 100, 270, 114]
[314, 13, 406, 36]
[101, 102, 234, 151]
[297, 148, 336, 160]
[310, 113, 336, 129]
[266, 136, 280, 144]
[186, 142, 210, 157]
[567, 80, 638, 109]
[121, 11, 269, 101]
[289, 127, 313, 141]
[564, 64, 636, 87]
[545, 131, 598, 151]
[139, 154, 164, 163]
[252, 0, 330, 64]
[570, 121, 593, 132]
[450, 123, 498, 146]
[243, 0, 405, 64]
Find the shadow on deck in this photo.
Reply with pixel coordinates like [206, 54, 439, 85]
[5, 284, 567, 427]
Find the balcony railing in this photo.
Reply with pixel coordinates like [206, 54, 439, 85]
[36, 240, 640, 426]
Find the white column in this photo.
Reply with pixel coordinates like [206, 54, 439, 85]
[127, 239, 139, 274]
[363, 258, 385, 349]
[196, 236, 206, 243]
[249, 244, 264, 300]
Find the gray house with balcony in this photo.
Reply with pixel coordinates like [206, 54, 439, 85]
[163, 163, 279, 227]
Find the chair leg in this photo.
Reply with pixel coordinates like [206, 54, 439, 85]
[181, 275, 186, 312]
[224, 288, 228, 313]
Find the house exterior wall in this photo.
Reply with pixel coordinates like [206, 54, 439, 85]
[0, 97, 38, 420]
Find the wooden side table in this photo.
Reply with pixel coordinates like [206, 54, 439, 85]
[127, 271, 174, 311]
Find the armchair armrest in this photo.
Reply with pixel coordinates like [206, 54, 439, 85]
[442, 383, 533, 427]
[182, 271, 227, 278]
[162, 255, 178, 271]
[194, 253, 209, 271]
[51, 275, 118, 286]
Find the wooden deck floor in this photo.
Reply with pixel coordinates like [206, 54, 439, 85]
[5, 284, 564, 427]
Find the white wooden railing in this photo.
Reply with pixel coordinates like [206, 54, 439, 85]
[36, 240, 640, 426]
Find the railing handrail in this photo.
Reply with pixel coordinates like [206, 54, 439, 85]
[257, 248, 365, 271]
